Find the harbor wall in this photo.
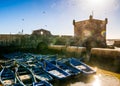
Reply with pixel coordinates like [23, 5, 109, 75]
[48, 45, 120, 73]
[90, 48, 120, 73]
[48, 45, 86, 58]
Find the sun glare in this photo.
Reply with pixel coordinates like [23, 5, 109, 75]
[79, 0, 111, 12]
[83, 30, 91, 37]
[91, 0, 104, 4]
[94, 67, 98, 71]
[92, 75, 101, 86]
[75, 0, 118, 15]
[88, 0, 106, 8]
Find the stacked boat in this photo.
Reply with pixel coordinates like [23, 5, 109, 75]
[0, 52, 96, 86]
[40, 59, 71, 79]
[44, 58, 81, 76]
[0, 67, 16, 86]
[68, 58, 96, 75]
[20, 60, 53, 81]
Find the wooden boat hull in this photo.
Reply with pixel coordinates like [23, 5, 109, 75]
[33, 81, 53, 86]
[50, 60, 81, 76]
[69, 58, 96, 75]
[28, 64, 53, 81]
[0, 68, 16, 86]
[15, 64, 36, 86]
[41, 60, 70, 79]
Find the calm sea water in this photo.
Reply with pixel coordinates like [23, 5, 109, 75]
[51, 73, 120, 86]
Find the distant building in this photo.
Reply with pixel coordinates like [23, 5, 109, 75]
[32, 29, 52, 36]
[73, 15, 108, 49]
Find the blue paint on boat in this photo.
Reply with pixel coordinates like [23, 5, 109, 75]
[69, 58, 96, 75]
[40, 59, 70, 79]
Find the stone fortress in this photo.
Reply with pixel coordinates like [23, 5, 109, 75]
[73, 15, 108, 49]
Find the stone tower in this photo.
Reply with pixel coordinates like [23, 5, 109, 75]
[73, 15, 108, 49]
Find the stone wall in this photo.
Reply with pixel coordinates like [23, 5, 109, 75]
[49, 45, 86, 58]
[90, 48, 120, 73]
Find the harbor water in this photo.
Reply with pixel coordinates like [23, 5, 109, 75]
[52, 71, 120, 86]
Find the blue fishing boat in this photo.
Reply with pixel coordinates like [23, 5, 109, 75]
[33, 81, 53, 86]
[15, 64, 36, 86]
[40, 59, 70, 79]
[0, 59, 15, 68]
[69, 58, 96, 75]
[30, 66, 53, 81]
[0, 67, 17, 86]
[24, 60, 53, 81]
[49, 60, 81, 76]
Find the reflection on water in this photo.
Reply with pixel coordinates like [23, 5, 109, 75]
[92, 74, 101, 86]
[69, 74, 120, 86]
[93, 67, 98, 72]
[51, 71, 120, 86]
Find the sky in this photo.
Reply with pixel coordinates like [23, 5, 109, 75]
[0, 0, 120, 39]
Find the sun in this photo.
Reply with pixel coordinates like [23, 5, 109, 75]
[76, 0, 116, 12]
[83, 0, 108, 12]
